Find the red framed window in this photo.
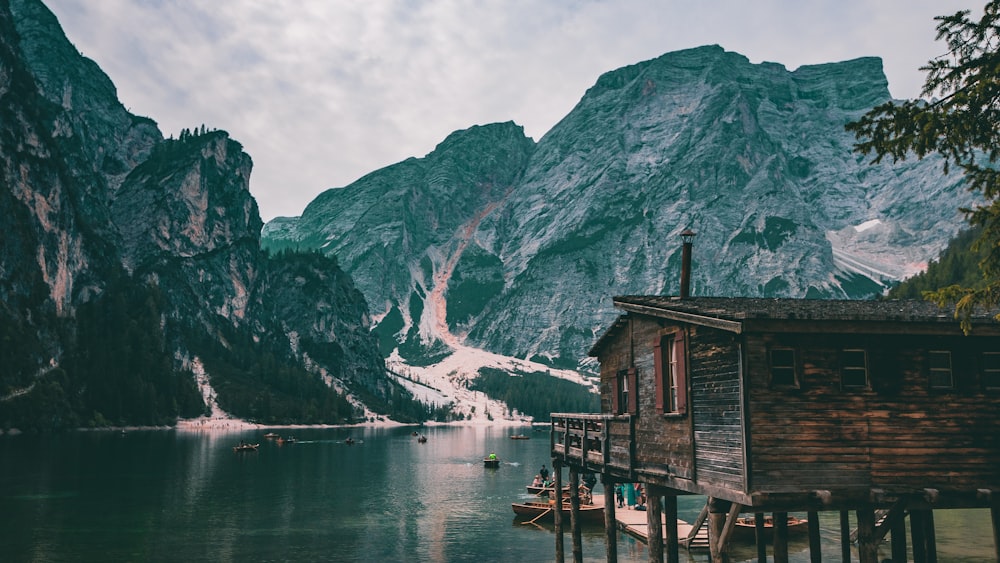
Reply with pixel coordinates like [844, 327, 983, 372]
[654, 330, 687, 415]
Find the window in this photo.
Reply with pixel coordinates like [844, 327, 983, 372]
[769, 348, 797, 387]
[984, 352, 1000, 389]
[612, 368, 637, 415]
[928, 350, 954, 389]
[654, 331, 687, 415]
[841, 349, 868, 389]
[615, 369, 629, 414]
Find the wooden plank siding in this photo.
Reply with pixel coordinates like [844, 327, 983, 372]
[631, 317, 695, 479]
[745, 331, 1000, 498]
[688, 327, 744, 491]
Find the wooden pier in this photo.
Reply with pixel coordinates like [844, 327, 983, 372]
[615, 507, 708, 549]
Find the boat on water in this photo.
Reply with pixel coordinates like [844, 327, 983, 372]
[509, 435, 530, 440]
[511, 500, 605, 524]
[417, 435, 427, 443]
[484, 456, 500, 468]
[732, 515, 808, 541]
[345, 437, 355, 445]
[233, 443, 259, 452]
[526, 483, 570, 496]
[276, 436, 296, 445]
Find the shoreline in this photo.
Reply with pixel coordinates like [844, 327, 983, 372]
[1, 418, 549, 435]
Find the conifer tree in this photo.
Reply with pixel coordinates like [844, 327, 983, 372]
[847, 2, 1000, 331]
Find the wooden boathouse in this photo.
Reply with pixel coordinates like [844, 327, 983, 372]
[548, 237, 1000, 563]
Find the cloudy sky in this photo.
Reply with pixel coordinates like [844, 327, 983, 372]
[45, 0, 972, 223]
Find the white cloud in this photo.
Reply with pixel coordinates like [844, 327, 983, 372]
[44, 0, 970, 222]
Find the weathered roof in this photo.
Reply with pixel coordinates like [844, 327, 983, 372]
[588, 296, 1000, 356]
[612, 296, 991, 323]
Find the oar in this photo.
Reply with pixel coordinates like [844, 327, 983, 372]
[522, 507, 552, 525]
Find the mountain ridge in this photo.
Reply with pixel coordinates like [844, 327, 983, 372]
[263, 44, 972, 373]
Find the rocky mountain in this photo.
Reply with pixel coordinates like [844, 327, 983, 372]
[0, 0, 389, 430]
[263, 45, 974, 373]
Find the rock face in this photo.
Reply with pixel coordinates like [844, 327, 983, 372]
[0, 0, 386, 429]
[263, 45, 972, 372]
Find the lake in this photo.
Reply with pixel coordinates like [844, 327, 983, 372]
[0, 425, 994, 562]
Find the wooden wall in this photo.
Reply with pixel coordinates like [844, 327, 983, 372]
[689, 326, 744, 491]
[597, 316, 746, 491]
[745, 331, 1000, 496]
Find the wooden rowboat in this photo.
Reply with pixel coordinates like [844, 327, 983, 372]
[233, 443, 259, 452]
[484, 457, 500, 468]
[511, 500, 605, 524]
[526, 484, 570, 496]
[732, 515, 808, 541]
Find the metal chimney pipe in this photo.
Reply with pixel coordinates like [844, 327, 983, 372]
[680, 229, 695, 298]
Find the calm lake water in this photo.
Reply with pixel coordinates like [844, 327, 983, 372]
[0, 425, 994, 562]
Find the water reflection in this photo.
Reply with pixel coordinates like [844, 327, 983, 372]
[0, 426, 995, 562]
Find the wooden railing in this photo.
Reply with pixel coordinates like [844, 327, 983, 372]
[550, 413, 635, 475]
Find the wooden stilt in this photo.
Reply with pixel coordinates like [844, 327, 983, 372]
[924, 509, 937, 563]
[807, 511, 821, 563]
[554, 459, 564, 563]
[664, 493, 679, 563]
[569, 468, 582, 563]
[754, 513, 767, 563]
[773, 512, 789, 563]
[602, 475, 618, 563]
[991, 502, 1000, 563]
[707, 497, 731, 563]
[839, 511, 852, 563]
[890, 509, 907, 563]
[855, 508, 877, 563]
[911, 510, 927, 563]
[647, 485, 663, 563]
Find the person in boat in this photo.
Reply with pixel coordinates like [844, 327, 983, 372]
[539, 464, 549, 481]
[488, 452, 497, 461]
[531, 474, 542, 487]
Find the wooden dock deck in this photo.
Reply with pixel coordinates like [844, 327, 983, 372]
[614, 506, 708, 550]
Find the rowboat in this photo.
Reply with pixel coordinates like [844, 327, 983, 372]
[732, 515, 808, 541]
[233, 443, 259, 452]
[509, 435, 530, 440]
[263, 432, 280, 439]
[484, 457, 500, 468]
[511, 500, 605, 524]
[526, 484, 570, 496]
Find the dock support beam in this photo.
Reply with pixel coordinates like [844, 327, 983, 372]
[708, 497, 732, 563]
[839, 511, 852, 562]
[602, 475, 618, 563]
[754, 513, 767, 563]
[910, 509, 939, 563]
[856, 507, 877, 563]
[553, 458, 564, 563]
[570, 467, 582, 563]
[773, 512, 789, 563]
[890, 510, 907, 563]
[647, 484, 663, 563]
[807, 511, 821, 563]
[664, 492, 679, 563]
[992, 501, 1000, 563]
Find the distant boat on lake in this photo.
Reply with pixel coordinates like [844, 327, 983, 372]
[233, 442, 259, 452]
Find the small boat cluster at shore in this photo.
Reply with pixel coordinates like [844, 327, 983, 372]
[232, 441, 259, 452]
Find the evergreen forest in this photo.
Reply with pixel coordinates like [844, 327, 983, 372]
[469, 367, 600, 421]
